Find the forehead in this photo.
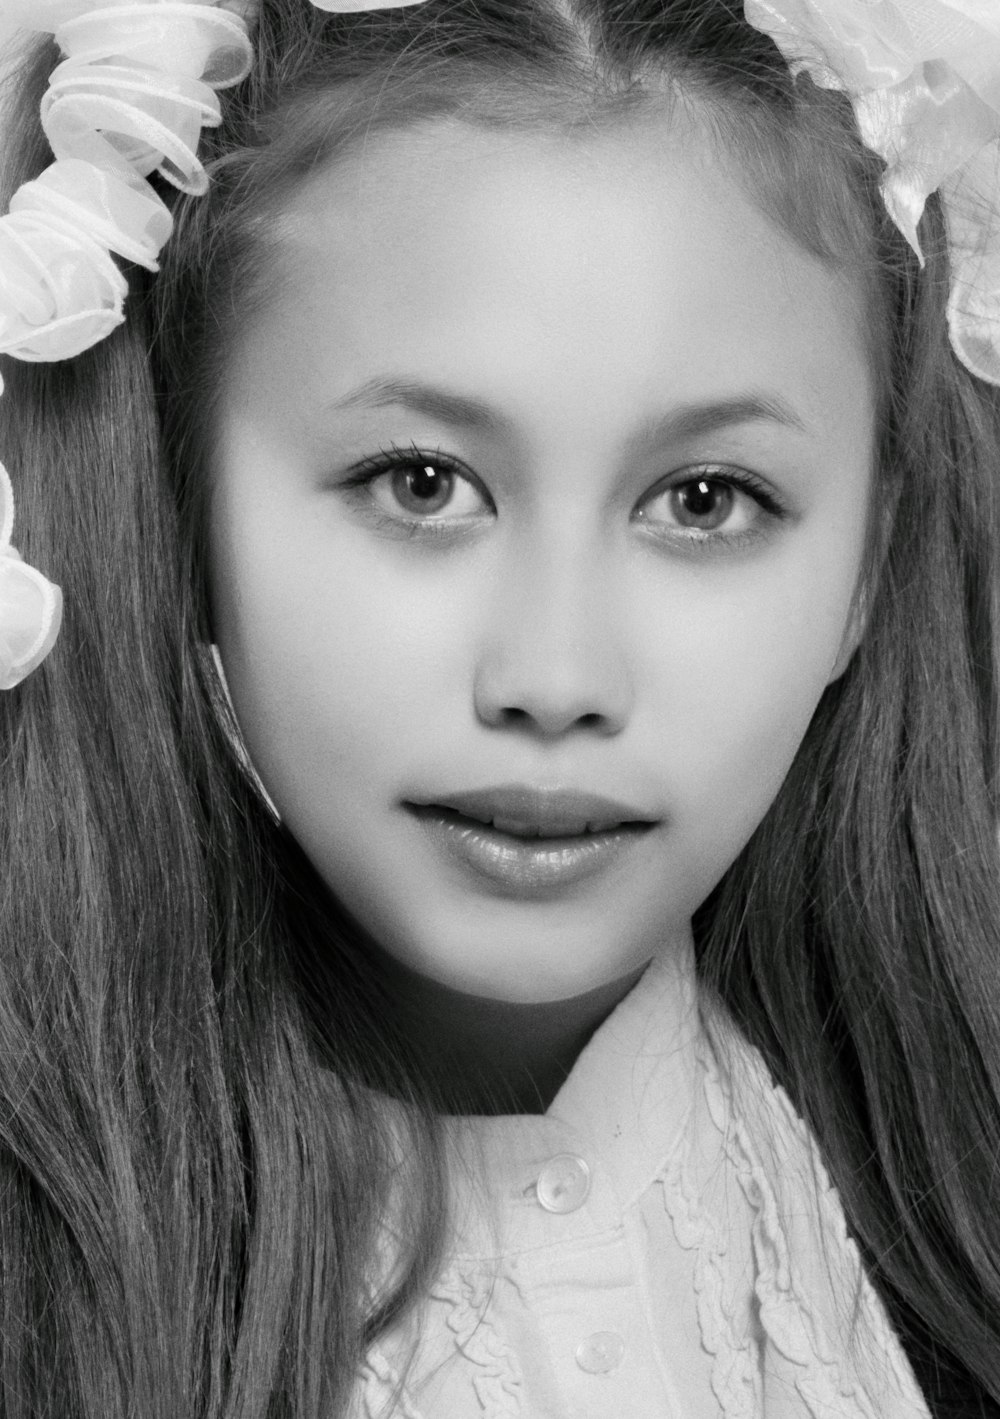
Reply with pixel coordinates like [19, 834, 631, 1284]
[233, 111, 871, 454]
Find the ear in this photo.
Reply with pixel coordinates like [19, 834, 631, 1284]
[827, 581, 870, 685]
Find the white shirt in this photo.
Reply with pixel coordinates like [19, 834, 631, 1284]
[355, 954, 931, 1419]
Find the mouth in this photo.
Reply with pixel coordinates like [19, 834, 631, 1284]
[404, 786, 660, 895]
[407, 806, 653, 843]
[406, 785, 658, 838]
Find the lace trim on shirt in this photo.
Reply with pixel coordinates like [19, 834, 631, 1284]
[431, 1262, 524, 1417]
[357, 1348, 427, 1419]
[660, 1045, 763, 1419]
[699, 1014, 927, 1419]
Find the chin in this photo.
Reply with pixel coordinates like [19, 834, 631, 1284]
[390, 924, 657, 1005]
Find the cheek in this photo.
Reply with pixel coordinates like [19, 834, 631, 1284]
[635, 543, 861, 848]
[209, 517, 479, 803]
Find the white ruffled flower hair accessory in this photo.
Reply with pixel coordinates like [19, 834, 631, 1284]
[0, 0, 422, 691]
[0, 0, 258, 689]
[0, 1, 258, 368]
[744, 0, 1000, 386]
[0, 462, 62, 690]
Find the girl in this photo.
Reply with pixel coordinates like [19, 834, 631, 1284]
[0, 0, 999, 1415]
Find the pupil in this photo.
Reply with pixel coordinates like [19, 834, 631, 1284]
[676, 478, 732, 528]
[393, 462, 452, 513]
[409, 465, 441, 500]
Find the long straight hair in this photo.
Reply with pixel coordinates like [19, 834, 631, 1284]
[1, 0, 999, 1414]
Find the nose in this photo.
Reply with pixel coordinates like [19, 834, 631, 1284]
[473, 537, 634, 737]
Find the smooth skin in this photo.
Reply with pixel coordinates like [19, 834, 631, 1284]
[210, 111, 874, 1102]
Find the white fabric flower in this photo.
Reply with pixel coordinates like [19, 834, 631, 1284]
[0, 160, 171, 363]
[0, 2, 253, 365]
[309, 0, 427, 10]
[744, 0, 1000, 383]
[0, 216, 128, 363]
[39, 5, 254, 192]
[0, 0, 257, 687]
[0, 464, 62, 691]
[0, 0, 252, 32]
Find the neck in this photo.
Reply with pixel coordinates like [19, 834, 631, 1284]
[370, 951, 651, 1115]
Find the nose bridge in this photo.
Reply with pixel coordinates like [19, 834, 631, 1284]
[473, 519, 633, 735]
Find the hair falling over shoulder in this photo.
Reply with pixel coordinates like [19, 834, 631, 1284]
[1, 0, 1000, 1415]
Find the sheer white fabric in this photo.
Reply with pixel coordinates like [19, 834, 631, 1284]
[0, 464, 61, 691]
[0, 1, 253, 366]
[310, 0, 426, 10]
[0, 160, 171, 361]
[0, 0, 254, 682]
[744, 0, 1000, 384]
[0, 0, 434, 687]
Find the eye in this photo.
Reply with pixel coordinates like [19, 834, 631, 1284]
[377, 459, 483, 518]
[635, 466, 784, 542]
[664, 477, 736, 531]
[343, 445, 493, 527]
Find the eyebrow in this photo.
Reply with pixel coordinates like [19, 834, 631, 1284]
[327, 376, 508, 435]
[325, 375, 811, 442]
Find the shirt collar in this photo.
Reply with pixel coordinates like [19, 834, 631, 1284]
[444, 945, 701, 1250]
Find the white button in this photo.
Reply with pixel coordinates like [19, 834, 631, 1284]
[535, 1154, 591, 1213]
[575, 1330, 625, 1374]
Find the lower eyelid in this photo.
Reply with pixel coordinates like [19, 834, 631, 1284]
[632, 519, 777, 560]
[340, 486, 492, 541]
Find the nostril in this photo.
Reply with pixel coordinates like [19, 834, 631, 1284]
[498, 705, 605, 729]
[490, 704, 617, 736]
[473, 648, 634, 736]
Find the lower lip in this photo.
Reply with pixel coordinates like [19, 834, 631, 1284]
[407, 805, 654, 896]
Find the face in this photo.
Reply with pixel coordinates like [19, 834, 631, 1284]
[210, 110, 875, 1004]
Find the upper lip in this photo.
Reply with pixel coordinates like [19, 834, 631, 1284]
[408, 785, 660, 837]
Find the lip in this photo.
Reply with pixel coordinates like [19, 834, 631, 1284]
[407, 784, 658, 837]
[404, 786, 660, 897]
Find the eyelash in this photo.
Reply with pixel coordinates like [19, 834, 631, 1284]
[339, 442, 788, 544]
[341, 443, 491, 537]
[635, 465, 788, 550]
